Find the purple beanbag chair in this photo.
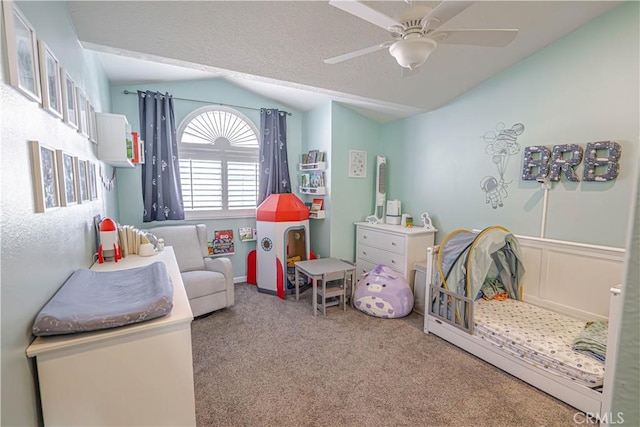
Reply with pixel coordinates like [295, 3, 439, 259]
[354, 264, 413, 318]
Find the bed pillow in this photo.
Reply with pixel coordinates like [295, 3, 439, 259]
[572, 321, 608, 361]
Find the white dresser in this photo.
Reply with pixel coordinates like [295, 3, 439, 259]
[354, 222, 436, 291]
[26, 248, 196, 427]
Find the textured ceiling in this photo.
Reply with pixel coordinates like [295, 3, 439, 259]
[67, 1, 621, 121]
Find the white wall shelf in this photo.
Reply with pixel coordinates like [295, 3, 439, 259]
[309, 210, 326, 219]
[298, 162, 326, 171]
[96, 112, 135, 168]
[299, 186, 326, 195]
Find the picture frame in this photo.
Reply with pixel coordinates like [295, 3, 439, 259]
[37, 40, 63, 118]
[60, 69, 79, 129]
[76, 88, 89, 137]
[88, 161, 98, 200]
[4, 1, 41, 103]
[55, 150, 78, 206]
[88, 104, 97, 143]
[29, 141, 59, 212]
[77, 159, 89, 202]
[349, 150, 367, 178]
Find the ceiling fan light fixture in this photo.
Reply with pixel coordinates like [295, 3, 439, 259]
[389, 37, 437, 70]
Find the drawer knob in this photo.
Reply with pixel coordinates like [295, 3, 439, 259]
[362, 251, 367, 256]
[363, 235, 368, 239]
[391, 242, 397, 246]
[391, 260, 396, 264]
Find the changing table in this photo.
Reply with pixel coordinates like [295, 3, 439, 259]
[26, 248, 196, 426]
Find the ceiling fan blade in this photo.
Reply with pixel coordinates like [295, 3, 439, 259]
[426, 1, 475, 29]
[329, 0, 399, 30]
[433, 29, 519, 47]
[324, 43, 390, 65]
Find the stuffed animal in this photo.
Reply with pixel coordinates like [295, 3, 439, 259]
[354, 264, 413, 318]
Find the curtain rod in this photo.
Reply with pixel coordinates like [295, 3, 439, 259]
[122, 89, 292, 116]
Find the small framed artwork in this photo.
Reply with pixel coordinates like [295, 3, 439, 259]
[88, 162, 98, 200]
[37, 40, 63, 118]
[76, 88, 89, 137]
[4, 1, 41, 102]
[77, 159, 89, 203]
[348, 150, 367, 178]
[60, 69, 79, 129]
[55, 150, 78, 206]
[29, 141, 59, 212]
[88, 104, 97, 143]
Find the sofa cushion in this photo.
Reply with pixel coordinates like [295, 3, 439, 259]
[148, 226, 205, 272]
[181, 270, 228, 299]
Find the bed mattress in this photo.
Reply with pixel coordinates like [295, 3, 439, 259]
[473, 298, 605, 388]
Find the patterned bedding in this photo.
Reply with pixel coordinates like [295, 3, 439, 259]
[473, 298, 605, 388]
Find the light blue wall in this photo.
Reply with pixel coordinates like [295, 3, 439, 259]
[0, 2, 112, 425]
[108, 79, 304, 278]
[330, 103, 381, 261]
[381, 2, 639, 248]
[302, 101, 332, 258]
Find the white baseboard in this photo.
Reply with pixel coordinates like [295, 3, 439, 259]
[234, 276, 247, 284]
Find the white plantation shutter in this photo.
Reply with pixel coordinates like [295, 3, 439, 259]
[178, 106, 259, 218]
[179, 159, 223, 211]
[228, 161, 259, 210]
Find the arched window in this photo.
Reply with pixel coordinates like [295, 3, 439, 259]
[178, 106, 259, 218]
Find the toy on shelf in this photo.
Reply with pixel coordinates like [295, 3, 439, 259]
[98, 217, 122, 263]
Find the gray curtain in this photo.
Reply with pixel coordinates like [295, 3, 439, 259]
[138, 91, 184, 222]
[258, 108, 291, 205]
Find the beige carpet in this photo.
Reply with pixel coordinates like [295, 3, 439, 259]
[191, 283, 587, 426]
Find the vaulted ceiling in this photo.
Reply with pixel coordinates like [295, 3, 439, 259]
[67, 1, 621, 121]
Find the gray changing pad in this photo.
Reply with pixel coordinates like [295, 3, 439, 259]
[33, 262, 173, 336]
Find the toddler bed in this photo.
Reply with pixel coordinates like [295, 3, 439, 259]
[424, 227, 625, 417]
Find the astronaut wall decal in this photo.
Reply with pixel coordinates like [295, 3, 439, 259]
[480, 122, 525, 209]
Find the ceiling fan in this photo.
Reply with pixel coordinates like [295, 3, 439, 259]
[324, 0, 518, 71]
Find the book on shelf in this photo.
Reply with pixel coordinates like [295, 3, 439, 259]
[309, 172, 324, 188]
[307, 149, 319, 164]
[302, 150, 325, 166]
[301, 173, 310, 188]
[310, 198, 324, 212]
[132, 132, 140, 164]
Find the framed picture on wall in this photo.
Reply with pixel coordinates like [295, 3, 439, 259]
[3, 1, 41, 103]
[55, 150, 78, 206]
[37, 40, 63, 118]
[348, 150, 367, 178]
[88, 162, 98, 200]
[88, 104, 97, 143]
[29, 141, 60, 212]
[76, 88, 89, 137]
[77, 159, 89, 202]
[60, 69, 79, 129]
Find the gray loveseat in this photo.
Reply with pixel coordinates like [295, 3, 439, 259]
[145, 224, 234, 317]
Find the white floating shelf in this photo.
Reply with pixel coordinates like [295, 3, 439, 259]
[309, 210, 326, 219]
[299, 186, 326, 195]
[298, 162, 326, 171]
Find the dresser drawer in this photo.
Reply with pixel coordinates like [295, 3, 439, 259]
[355, 258, 404, 281]
[357, 227, 406, 255]
[357, 244, 406, 274]
[355, 259, 377, 283]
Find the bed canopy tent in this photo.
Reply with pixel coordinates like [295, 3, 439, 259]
[433, 226, 526, 327]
